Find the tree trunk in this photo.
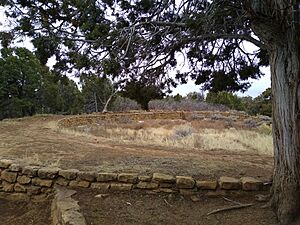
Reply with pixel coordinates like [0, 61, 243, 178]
[269, 32, 300, 225]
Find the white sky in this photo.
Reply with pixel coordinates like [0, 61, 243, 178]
[0, 6, 271, 98]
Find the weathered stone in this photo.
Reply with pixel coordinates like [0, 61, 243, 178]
[2, 181, 14, 192]
[0, 159, 13, 169]
[219, 176, 241, 190]
[27, 186, 41, 195]
[176, 176, 195, 189]
[110, 183, 133, 191]
[55, 177, 69, 186]
[1, 170, 18, 183]
[32, 177, 53, 187]
[61, 210, 87, 225]
[38, 167, 59, 179]
[90, 183, 110, 190]
[14, 183, 26, 192]
[240, 177, 263, 191]
[22, 166, 39, 177]
[59, 169, 79, 180]
[152, 173, 175, 183]
[190, 195, 201, 202]
[179, 188, 197, 196]
[77, 171, 96, 182]
[41, 187, 53, 194]
[9, 164, 23, 172]
[118, 173, 138, 184]
[156, 188, 176, 193]
[196, 180, 218, 190]
[69, 180, 90, 188]
[136, 182, 159, 189]
[138, 175, 152, 182]
[159, 182, 175, 188]
[97, 172, 118, 182]
[17, 175, 31, 184]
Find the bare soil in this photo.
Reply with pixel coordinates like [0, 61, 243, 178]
[74, 188, 279, 225]
[0, 115, 274, 180]
[0, 195, 51, 225]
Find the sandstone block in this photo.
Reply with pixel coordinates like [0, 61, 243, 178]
[1, 170, 18, 183]
[118, 173, 138, 184]
[97, 173, 118, 182]
[55, 177, 69, 186]
[152, 173, 175, 183]
[110, 183, 133, 191]
[59, 169, 79, 180]
[90, 183, 110, 190]
[38, 167, 59, 179]
[240, 177, 263, 191]
[14, 183, 26, 193]
[176, 176, 195, 189]
[136, 182, 159, 189]
[156, 188, 176, 193]
[22, 166, 39, 177]
[2, 181, 14, 192]
[17, 175, 31, 184]
[179, 188, 197, 196]
[159, 182, 175, 188]
[77, 171, 96, 182]
[219, 176, 241, 190]
[41, 187, 53, 194]
[9, 164, 23, 172]
[69, 180, 90, 188]
[27, 186, 41, 195]
[196, 181, 218, 190]
[0, 159, 13, 169]
[32, 178, 53, 187]
[138, 175, 152, 182]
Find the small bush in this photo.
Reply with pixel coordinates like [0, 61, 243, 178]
[173, 125, 194, 138]
[111, 96, 141, 112]
[243, 118, 258, 128]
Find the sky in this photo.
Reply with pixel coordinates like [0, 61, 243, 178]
[0, 7, 271, 98]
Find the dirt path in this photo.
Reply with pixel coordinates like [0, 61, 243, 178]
[74, 189, 279, 225]
[0, 115, 273, 180]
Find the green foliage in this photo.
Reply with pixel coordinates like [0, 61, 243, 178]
[0, 47, 83, 119]
[242, 88, 272, 117]
[1, 1, 267, 92]
[121, 80, 164, 110]
[206, 91, 245, 111]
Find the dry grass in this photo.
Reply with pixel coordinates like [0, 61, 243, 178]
[65, 120, 273, 156]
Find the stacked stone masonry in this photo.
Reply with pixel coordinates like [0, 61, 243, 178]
[57, 111, 268, 128]
[0, 159, 267, 196]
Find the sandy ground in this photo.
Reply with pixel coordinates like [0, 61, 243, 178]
[0, 115, 274, 180]
[74, 188, 279, 225]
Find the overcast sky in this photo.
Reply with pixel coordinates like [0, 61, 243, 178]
[0, 7, 270, 98]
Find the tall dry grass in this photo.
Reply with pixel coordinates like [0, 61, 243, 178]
[81, 123, 273, 156]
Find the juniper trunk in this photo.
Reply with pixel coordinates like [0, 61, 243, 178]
[245, 0, 300, 223]
[270, 32, 300, 225]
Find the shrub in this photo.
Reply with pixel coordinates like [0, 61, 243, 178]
[173, 125, 194, 138]
[111, 96, 141, 112]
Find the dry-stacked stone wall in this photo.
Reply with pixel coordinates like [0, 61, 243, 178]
[0, 159, 269, 197]
[58, 111, 257, 128]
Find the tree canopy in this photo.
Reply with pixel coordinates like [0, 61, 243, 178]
[1, 0, 268, 92]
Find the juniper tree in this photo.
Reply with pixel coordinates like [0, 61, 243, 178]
[1, 1, 300, 224]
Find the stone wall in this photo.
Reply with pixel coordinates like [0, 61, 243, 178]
[0, 159, 268, 197]
[57, 111, 255, 128]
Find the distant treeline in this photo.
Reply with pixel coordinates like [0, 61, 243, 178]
[0, 47, 271, 120]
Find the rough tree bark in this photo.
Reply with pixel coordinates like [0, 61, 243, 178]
[246, 1, 300, 224]
[270, 32, 300, 225]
